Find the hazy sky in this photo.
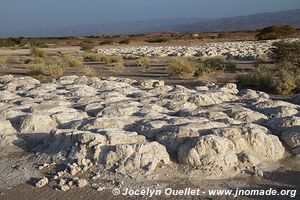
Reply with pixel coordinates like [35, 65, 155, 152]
[1, 0, 300, 35]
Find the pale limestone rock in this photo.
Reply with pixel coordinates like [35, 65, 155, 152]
[281, 126, 300, 149]
[104, 142, 170, 173]
[35, 177, 49, 187]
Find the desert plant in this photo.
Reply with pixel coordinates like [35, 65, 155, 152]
[0, 39, 20, 47]
[80, 39, 96, 51]
[237, 67, 276, 92]
[118, 39, 130, 45]
[168, 58, 197, 77]
[29, 41, 48, 48]
[64, 55, 84, 67]
[0, 56, 7, 67]
[27, 62, 66, 77]
[135, 56, 150, 67]
[106, 55, 123, 64]
[195, 56, 236, 75]
[99, 40, 113, 45]
[274, 69, 298, 95]
[30, 46, 46, 58]
[271, 41, 300, 67]
[256, 25, 297, 40]
[82, 66, 96, 77]
[111, 62, 125, 72]
[145, 38, 169, 43]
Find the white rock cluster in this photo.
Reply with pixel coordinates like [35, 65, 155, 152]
[97, 39, 299, 60]
[0, 75, 299, 180]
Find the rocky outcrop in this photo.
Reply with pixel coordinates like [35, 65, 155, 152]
[97, 39, 299, 60]
[1, 75, 299, 178]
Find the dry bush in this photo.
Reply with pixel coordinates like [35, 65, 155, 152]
[0, 56, 7, 68]
[271, 41, 300, 67]
[29, 57, 45, 64]
[256, 25, 297, 40]
[106, 55, 123, 64]
[118, 39, 130, 45]
[27, 62, 66, 78]
[82, 66, 97, 77]
[30, 46, 46, 58]
[135, 56, 150, 67]
[238, 66, 300, 95]
[80, 39, 96, 51]
[145, 38, 169, 43]
[196, 56, 236, 75]
[168, 57, 197, 77]
[111, 62, 125, 72]
[64, 55, 84, 67]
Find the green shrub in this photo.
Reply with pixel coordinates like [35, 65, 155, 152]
[271, 41, 300, 67]
[237, 67, 276, 92]
[274, 69, 298, 95]
[195, 57, 236, 75]
[80, 39, 96, 51]
[99, 40, 113, 45]
[30, 46, 46, 58]
[168, 58, 197, 77]
[119, 39, 130, 45]
[0, 39, 20, 47]
[145, 38, 169, 43]
[255, 25, 297, 40]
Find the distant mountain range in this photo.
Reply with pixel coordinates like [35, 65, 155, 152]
[2, 9, 300, 38]
[168, 9, 300, 32]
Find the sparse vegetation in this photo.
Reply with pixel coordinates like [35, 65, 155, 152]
[80, 39, 96, 51]
[99, 40, 113, 45]
[135, 56, 149, 68]
[195, 57, 236, 75]
[168, 58, 197, 77]
[0, 56, 7, 68]
[238, 41, 300, 95]
[255, 25, 297, 40]
[168, 56, 236, 78]
[27, 62, 66, 78]
[271, 41, 300, 66]
[29, 41, 48, 48]
[0, 39, 20, 47]
[237, 67, 275, 92]
[64, 55, 84, 67]
[118, 39, 130, 45]
[30, 46, 46, 58]
[82, 66, 96, 77]
[145, 38, 169, 43]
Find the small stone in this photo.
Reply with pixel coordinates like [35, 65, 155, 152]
[35, 177, 48, 188]
[97, 186, 105, 191]
[76, 179, 88, 188]
[59, 185, 70, 191]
